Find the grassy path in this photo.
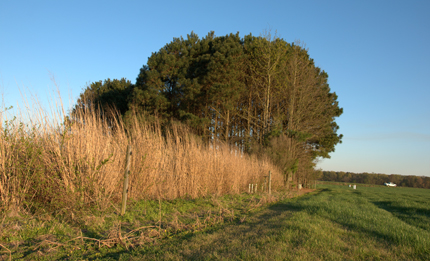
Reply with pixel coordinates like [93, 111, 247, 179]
[3, 185, 430, 260]
[101, 185, 430, 260]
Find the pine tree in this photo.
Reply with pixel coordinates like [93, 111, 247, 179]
[74, 31, 343, 187]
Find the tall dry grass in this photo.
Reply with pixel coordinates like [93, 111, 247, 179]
[0, 92, 283, 215]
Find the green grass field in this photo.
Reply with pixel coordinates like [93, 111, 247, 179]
[2, 185, 430, 260]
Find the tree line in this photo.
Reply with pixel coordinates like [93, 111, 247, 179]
[320, 171, 430, 189]
[72, 31, 343, 188]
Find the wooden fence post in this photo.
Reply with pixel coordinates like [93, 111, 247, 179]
[121, 145, 132, 216]
[268, 171, 272, 195]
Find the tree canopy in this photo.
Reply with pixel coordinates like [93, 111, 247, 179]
[74, 78, 133, 116]
[72, 31, 343, 187]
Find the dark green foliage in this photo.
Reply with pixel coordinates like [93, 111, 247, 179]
[73, 78, 133, 119]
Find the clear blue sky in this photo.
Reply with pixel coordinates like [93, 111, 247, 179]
[1, 0, 429, 176]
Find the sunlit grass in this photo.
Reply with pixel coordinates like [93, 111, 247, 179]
[2, 184, 429, 260]
[0, 87, 283, 217]
[129, 185, 430, 260]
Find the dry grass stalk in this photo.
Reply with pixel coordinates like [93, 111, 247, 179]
[0, 243, 11, 261]
[0, 88, 283, 214]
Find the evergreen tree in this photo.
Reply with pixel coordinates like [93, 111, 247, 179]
[72, 77, 133, 121]
[73, 31, 344, 187]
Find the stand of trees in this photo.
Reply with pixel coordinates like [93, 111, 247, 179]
[321, 171, 430, 189]
[73, 31, 343, 188]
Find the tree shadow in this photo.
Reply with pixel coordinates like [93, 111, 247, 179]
[77, 188, 430, 260]
[372, 200, 430, 231]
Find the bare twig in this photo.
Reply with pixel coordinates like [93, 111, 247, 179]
[117, 227, 128, 250]
[109, 201, 120, 213]
[0, 243, 12, 261]
[67, 236, 112, 248]
[124, 226, 156, 238]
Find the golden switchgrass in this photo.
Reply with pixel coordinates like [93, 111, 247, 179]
[0, 92, 283, 214]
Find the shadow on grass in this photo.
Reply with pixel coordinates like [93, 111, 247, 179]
[259, 188, 429, 252]
[372, 200, 430, 231]
[85, 192, 318, 260]
[118, 189, 332, 259]
[62, 188, 430, 260]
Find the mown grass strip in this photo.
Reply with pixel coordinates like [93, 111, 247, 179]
[2, 185, 429, 260]
[127, 185, 430, 260]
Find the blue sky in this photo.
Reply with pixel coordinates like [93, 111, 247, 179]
[1, 0, 429, 176]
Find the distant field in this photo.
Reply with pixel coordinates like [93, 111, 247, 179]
[317, 180, 387, 187]
[2, 185, 430, 260]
